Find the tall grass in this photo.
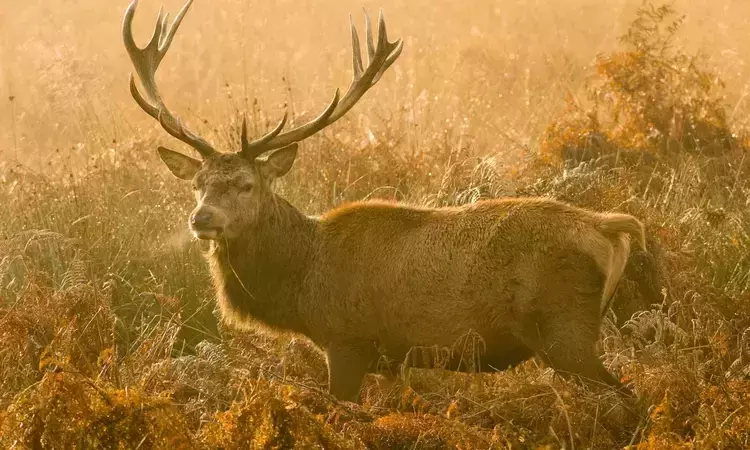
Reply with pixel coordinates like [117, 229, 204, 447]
[1, 0, 749, 447]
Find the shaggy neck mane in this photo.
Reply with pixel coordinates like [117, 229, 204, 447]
[208, 194, 316, 334]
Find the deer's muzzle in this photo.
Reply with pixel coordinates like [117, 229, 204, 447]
[189, 205, 226, 240]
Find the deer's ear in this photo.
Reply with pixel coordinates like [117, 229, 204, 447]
[157, 147, 201, 180]
[260, 143, 298, 180]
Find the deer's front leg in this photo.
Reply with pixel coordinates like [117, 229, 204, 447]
[326, 341, 374, 402]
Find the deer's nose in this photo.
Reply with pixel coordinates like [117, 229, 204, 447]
[190, 211, 214, 229]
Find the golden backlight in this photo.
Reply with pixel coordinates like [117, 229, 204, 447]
[1, 1, 749, 448]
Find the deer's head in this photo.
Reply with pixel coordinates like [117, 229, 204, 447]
[123, 0, 402, 240]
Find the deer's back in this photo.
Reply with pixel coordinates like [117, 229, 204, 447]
[301, 198, 613, 348]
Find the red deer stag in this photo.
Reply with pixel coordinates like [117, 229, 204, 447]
[123, 0, 645, 401]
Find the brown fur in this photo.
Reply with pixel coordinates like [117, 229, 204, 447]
[190, 161, 645, 401]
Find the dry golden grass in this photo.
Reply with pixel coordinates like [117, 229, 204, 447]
[1, 0, 750, 448]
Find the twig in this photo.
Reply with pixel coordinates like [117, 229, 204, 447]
[548, 382, 575, 450]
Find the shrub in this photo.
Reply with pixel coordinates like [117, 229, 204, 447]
[542, 3, 735, 163]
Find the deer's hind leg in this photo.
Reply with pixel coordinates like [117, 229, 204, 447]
[519, 311, 625, 392]
[466, 335, 534, 373]
[516, 250, 630, 394]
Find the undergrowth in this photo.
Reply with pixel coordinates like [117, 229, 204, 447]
[1, 2, 749, 448]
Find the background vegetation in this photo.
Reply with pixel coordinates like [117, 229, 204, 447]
[1, 0, 749, 447]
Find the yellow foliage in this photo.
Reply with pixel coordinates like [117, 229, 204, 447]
[543, 3, 735, 164]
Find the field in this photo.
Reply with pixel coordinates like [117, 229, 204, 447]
[1, 0, 750, 448]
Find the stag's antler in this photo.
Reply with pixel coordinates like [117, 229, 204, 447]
[123, 0, 217, 158]
[240, 10, 403, 159]
[124, 0, 402, 160]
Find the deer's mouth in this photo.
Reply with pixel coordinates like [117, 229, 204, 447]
[189, 206, 227, 240]
[192, 228, 223, 240]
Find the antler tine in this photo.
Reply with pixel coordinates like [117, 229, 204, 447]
[364, 9, 376, 64]
[239, 89, 341, 158]
[123, 0, 217, 158]
[238, 9, 401, 156]
[240, 112, 289, 159]
[158, 11, 170, 46]
[350, 15, 364, 78]
[324, 9, 402, 124]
